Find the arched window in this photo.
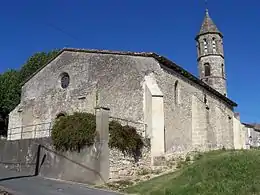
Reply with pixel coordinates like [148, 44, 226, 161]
[174, 80, 179, 104]
[221, 64, 224, 77]
[204, 63, 211, 77]
[204, 94, 207, 104]
[203, 38, 208, 54]
[212, 37, 216, 53]
[60, 72, 70, 89]
[56, 112, 66, 119]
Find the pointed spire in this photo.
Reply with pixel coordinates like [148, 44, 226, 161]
[197, 9, 222, 38]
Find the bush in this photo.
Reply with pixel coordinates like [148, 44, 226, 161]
[109, 120, 144, 161]
[51, 113, 144, 161]
[51, 112, 96, 152]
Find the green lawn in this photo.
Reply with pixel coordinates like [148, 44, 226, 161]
[124, 150, 260, 195]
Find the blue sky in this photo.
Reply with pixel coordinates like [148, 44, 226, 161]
[0, 0, 259, 123]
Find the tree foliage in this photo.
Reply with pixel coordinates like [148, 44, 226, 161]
[51, 112, 97, 152]
[109, 120, 144, 162]
[0, 49, 60, 136]
[19, 50, 60, 82]
[0, 70, 21, 114]
[0, 70, 21, 136]
[51, 113, 144, 161]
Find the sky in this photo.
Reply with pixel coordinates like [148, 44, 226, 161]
[0, 0, 259, 123]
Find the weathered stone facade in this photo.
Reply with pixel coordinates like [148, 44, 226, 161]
[7, 9, 247, 181]
[109, 146, 151, 180]
[242, 123, 260, 148]
[8, 48, 237, 154]
[196, 10, 227, 96]
[154, 64, 234, 153]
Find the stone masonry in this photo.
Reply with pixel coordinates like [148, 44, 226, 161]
[196, 9, 227, 96]
[7, 9, 246, 181]
[8, 47, 237, 156]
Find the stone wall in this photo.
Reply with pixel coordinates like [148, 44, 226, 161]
[8, 49, 237, 162]
[155, 64, 234, 154]
[8, 51, 157, 140]
[197, 33, 227, 96]
[233, 116, 247, 149]
[108, 116, 151, 180]
[0, 137, 109, 184]
[245, 126, 260, 148]
[109, 147, 151, 180]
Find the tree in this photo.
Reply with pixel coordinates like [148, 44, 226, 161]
[19, 49, 60, 82]
[0, 70, 21, 136]
[0, 49, 60, 136]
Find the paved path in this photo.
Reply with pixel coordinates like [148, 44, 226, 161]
[0, 168, 121, 195]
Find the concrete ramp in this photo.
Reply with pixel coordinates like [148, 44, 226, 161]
[0, 167, 119, 195]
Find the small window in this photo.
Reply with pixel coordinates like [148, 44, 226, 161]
[203, 39, 207, 45]
[203, 39, 208, 54]
[174, 80, 179, 104]
[56, 113, 66, 119]
[212, 38, 216, 53]
[204, 63, 211, 77]
[60, 72, 70, 89]
[221, 64, 224, 77]
[204, 94, 207, 104]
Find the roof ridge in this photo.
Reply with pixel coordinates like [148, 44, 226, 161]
[63, 47, 156, 56]
[20, 48, 237, 107]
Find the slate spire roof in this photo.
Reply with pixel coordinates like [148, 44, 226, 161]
[196, 9, 223, 38]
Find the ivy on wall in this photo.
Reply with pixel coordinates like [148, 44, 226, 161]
[109, 120, 144, 161]
[51, 112, 96, 152]
[51, 112, 144, 161]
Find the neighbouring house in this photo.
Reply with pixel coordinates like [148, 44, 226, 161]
[242, 123, 260, 148]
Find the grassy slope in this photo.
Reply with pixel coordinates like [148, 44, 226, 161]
[124, 150, 260, 195]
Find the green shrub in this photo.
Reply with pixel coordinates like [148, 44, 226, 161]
[51, 113, 144, 160]
[51, 112, 96, 152]
[109, 120, 144, 161]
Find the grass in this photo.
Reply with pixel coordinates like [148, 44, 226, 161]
[124, 149, 260, 195]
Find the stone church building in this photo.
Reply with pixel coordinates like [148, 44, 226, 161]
[8, 10, 248, 158]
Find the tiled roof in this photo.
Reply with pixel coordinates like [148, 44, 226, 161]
[243, 123, 260, 131]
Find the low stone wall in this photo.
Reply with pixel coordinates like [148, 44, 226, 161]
[0, 138, 38, 174]
[108, 117, 152, 180]
[0, 137, 152, 184]
[109, 146, 151, 180]
[0, 137, 109, 185]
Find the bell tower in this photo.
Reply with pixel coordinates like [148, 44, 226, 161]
[195, 9, 227, 96]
